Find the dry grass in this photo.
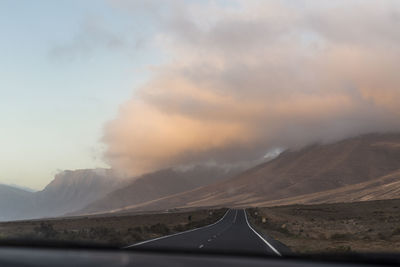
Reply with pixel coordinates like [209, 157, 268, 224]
[0, 208, 227, 247]
[247, 198, 400, 254]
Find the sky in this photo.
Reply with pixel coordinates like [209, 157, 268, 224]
[0, 0, 163, 189]
[1, 0, 400, 190]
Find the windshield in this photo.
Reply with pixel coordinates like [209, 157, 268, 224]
[1, 0, 400, 258]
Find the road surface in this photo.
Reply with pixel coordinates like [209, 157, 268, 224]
[126, 209, 285, 256]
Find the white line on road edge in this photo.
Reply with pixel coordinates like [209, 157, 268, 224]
[243, 210, 282, 256]
[124, 209, 231, 248]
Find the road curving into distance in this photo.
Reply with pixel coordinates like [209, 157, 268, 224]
[126, 209, 289, 256]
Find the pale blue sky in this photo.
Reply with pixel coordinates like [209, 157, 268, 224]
[0, 0, 164, 189]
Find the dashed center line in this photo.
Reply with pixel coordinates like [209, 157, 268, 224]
[232, 210, 238, 223]
[127, 209, 282, 256]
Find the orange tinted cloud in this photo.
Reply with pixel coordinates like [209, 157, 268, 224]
[104, 0, 400, 175]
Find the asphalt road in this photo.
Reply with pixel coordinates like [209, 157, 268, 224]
[127, 209, 284, 256]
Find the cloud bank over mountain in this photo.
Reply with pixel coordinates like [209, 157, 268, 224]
[104, 0, 400, 176]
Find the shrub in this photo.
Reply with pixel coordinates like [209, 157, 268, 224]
[173, 224, 185, 232]
[392, 227, 400, 236]
[34, 222, 57, 238]
[332, 245, 352, 253]
[128, 226, 143, 234]
[330, 233, 350, 240]
[150, 223, 170, 235]
[378, 232, 389, 240]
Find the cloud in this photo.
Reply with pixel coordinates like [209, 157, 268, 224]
[103, 0, 400, 176]
[49, 16, 127, 61]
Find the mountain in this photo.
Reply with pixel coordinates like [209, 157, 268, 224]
[74, 165, 241, 215]
[3, 133, 400, 220]
[253, 169, 400, 207]
[29, 169, 124, 218]
[0, 166, 239, 221]
[114, 133, 400, 212]
[0, 185, 34, 221]
[4, 184, 36, 192]
[0, 169, 124, 221]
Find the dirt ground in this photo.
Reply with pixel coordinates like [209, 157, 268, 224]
[247, 198, 400, 254]
[0, 208, 226, 247]
[2, 198, 400, 254]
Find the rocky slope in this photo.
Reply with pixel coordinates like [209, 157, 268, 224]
[74, 166, 240, 215]
[114, 133, 400, 212]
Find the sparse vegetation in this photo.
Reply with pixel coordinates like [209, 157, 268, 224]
[0, 208, 227, 247]
[392, 227, 400, 236]
[247, 199, 400, 254]
[330, 233, 351, 240]
[34, 222, 57, 239]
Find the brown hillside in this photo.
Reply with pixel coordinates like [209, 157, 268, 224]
[74, 166, 239, 215]
[251, 169, 400, 207]
[116, 133, 400, 212]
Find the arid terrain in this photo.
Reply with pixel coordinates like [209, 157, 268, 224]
[0, 208, 226, 247]
[2, 198, 400, 255]
[1, 133, 400, 255]
[2, 133, 400, 222]
[106, 133, 400, 213]
[247, 198, 400, 254]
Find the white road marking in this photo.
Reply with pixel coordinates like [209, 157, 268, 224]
[232, 209, 238, 223]
[207, 239, 212, 242]
[199, 244, 204, 248]
[124, 209, 231, 248]
[243, 209, 282, 256]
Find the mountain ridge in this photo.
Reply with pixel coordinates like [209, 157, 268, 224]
[0, 184, 35, 221]
[72, 165, 241, 215]
[101, 133, 400, 213]
[2, 132, 400, 220]
[0, 169, 124, 221]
